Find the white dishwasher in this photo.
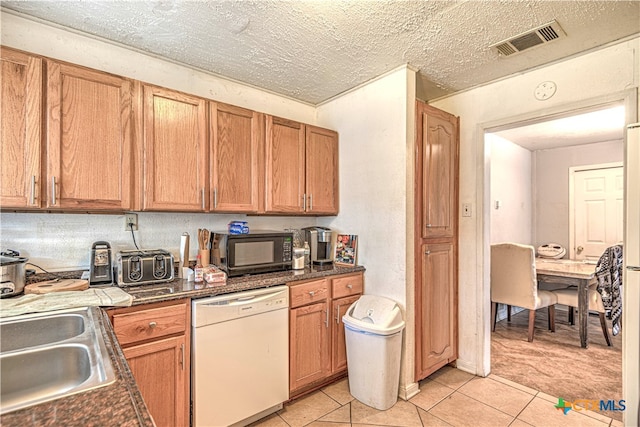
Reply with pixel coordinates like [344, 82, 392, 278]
[191, 285, 289, 427]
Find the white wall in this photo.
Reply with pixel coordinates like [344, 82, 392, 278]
[534, 140, 623, 252]
[316, 66, 418, 397]
[431, 37, 639, 376]
[0, 12, 321, 270]
[489, 134, 533, 245]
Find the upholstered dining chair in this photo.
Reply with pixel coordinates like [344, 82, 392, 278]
[491, 243, 557, 342]
[551, 285, 612, 346]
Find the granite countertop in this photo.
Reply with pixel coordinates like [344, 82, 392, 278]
[0, 308, 154, 427]
[124, 264, 366, 304]
[3, 264, 365, 424]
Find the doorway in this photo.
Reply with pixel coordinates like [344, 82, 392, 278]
[479, 91, 636, 421]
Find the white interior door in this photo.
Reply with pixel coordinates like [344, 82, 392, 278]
[571, 165, 624, 260]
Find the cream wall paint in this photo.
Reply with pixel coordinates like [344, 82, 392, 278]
[431, 37, 639, 376]
[489, 134, 533, 245]
[315, 66, 419, 397]
[534, 140, 623, 252]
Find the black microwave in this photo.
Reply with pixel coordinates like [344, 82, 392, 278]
[212, 231, 293, 277]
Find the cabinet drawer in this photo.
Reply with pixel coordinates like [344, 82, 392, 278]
[290, 278, 329, 308]
[112, 303, 187, 346]
[332, 273, 363, 299]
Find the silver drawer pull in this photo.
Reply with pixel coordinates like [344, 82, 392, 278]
[149, 321, 157, 329]
[309, 291, 315, 297]
[30, 175, 36, 205]
[347, 284, 353, 289]
[51, 177, 57, 205]
[425, 251, 431, 255]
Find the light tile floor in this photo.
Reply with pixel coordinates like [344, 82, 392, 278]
[252, 366, 623, 427]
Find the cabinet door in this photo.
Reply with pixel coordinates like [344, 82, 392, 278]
[416, 102, 458, 239]
[331, 294, 360, 373]
[0, 48, 42, 209]
[265, 116, 305, 213]
[210, 102, 262, 212]
[289, 301, 330, 392]
[416, 242, 457, 379]
[123, 335, 189, 427]
[46, 61, 133, 210]
[305, 125, 339, 214]
[143, 85, 207, 211]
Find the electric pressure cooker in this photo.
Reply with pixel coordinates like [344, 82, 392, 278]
[0, 250, 28, 297]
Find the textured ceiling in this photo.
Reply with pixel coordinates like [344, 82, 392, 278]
[2, 0, 639, 104]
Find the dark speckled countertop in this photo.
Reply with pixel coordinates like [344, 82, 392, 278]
[2, 264, 365, 425]
[124, 264, 365, 304]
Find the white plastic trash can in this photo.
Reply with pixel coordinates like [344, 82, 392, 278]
[342, 295, 405, 410]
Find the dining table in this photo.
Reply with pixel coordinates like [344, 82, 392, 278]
[535, 258, 597, 348]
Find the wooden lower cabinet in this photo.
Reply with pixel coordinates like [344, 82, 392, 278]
[289, 300, 330, 392]
[331, 294, 360, 372]
[289, 272, 363, 397]
[108, 299, 190, 427]
[415, 242, 457, 379]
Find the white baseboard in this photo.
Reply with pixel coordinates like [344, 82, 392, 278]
[398, 381, 420, 400]
[454, 359, 477, 376]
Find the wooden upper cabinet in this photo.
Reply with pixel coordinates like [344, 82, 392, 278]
[265, 116, 305, 213]
[46, 61, 133, 210]
[0, 48, 43, 209]
[265, 117, 339, 215]
[417, 102, 459, 239]
[142, 85, 208, 211]
[210, 102, 262, 212]
[305, 125, 338, 215]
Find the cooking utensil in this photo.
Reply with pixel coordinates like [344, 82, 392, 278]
[25, 278, 89, 294]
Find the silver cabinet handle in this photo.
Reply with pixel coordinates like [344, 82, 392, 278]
[181, 343, 185, 370]
[577, 246, 584, 252]
[424, 250, 431, 255]
[51, 177, 57, 205]
[336, 304, 340, 324]
[347, 284, 353, 289]
[309, 194, 313, 211]
[30, 175, 36, 205]
[213, 187, 218, 208]
[324, 309, 329, 328]
[201, 188, 205, 210]
[309, 291, 315, 297]
[426, 224, 432, 228]
[302, 193, 307, 211]
[627, 266, 640, 272]
[148, 321, 157, 329]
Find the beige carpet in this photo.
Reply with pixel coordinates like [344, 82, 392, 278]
[491, 305, 623, 421]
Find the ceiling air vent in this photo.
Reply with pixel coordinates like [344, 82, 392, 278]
[491, 20, 565, 57]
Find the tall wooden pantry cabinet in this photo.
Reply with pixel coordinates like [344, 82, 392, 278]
[414, 101, 459, 381]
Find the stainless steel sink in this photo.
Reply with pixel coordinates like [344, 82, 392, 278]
[0, 312, 85, 352]
[0, 307, 116, 414]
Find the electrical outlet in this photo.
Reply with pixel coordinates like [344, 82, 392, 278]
[125, 213, 138, 231]
[462, 203, 472, 217]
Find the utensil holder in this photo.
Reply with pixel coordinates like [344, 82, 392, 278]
[199, 249, 211, 266]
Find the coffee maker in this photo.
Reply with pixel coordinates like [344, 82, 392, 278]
[89, 241, 113, 285]
[302, 226, 333, 265]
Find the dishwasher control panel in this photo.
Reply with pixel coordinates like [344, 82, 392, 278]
[192, 285, 289, 326]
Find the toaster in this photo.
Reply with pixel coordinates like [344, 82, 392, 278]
[116, 249, 174, 286]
